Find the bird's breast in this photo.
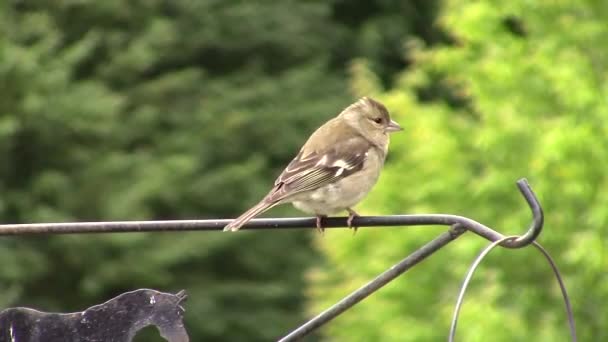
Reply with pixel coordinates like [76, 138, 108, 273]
[291, 149, 384, 215]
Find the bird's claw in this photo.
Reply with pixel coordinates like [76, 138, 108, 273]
[347, 208, 359, 235]
[316, 215, 326, 235]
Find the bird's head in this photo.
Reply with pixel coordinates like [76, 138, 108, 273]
[340, 97, 402, 145]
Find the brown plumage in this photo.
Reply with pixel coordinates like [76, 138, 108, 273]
[224, 97, 402, 232]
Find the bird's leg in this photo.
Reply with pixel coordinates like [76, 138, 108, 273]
[316, 215, 327, 234]
[346, 208, 359, 234]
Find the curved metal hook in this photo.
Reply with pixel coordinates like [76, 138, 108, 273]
[502, 178, 544, 248]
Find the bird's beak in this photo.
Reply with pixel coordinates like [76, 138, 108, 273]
[385, 119, 403, 133]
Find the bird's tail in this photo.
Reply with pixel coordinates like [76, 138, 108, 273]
[223, 199, 277, 232]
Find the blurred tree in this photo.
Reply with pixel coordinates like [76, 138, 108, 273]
[0, 0, 441, 340]
[311, 1, 607, 341]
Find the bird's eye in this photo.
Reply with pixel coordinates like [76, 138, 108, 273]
[372, 117, 382, 124]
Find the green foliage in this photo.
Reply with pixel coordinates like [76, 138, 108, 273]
[7, 0, 601, 340]
[0, 1, 439, 341]
[311, 1, 607, 341]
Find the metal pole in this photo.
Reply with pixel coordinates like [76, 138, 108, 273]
[279, 226, 466, 342]
[0, 179, 542, 251]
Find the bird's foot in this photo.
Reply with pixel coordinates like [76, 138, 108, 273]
[347, 208, 359, 234]
[316, 215, 327, 235]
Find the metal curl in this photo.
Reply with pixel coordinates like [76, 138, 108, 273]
[502, 179, 544, 248]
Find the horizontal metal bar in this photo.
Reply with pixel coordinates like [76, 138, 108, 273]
[0, 214, 500, 238]
[278, 225, 467, 342]
[0, 179, 541, 247]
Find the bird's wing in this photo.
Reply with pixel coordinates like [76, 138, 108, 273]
[266, 137, 371, 203]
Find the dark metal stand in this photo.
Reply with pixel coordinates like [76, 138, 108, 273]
[0, 179, 544, 342]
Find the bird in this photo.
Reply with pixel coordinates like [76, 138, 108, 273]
[223, 97, 402, 232]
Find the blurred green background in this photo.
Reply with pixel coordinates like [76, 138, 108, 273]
[0, 0, 605, 341]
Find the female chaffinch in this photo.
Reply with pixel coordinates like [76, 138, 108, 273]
[224, 97, 402, 232]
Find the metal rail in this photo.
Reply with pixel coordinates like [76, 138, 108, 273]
[0, 180, 540, 247]
[0, 178, 545, 341]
